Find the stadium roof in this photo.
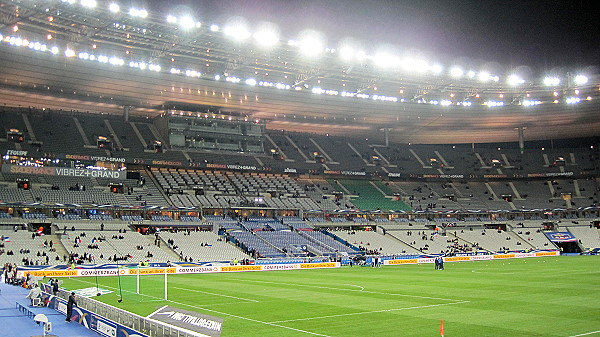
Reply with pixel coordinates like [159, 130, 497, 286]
[0, 0, 599, 144]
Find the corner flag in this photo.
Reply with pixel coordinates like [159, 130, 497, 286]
[440, 320, 445, 336]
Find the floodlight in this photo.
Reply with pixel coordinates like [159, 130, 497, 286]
[373, 53, 399, 67]
[245, 78, 257, 86]
[166, 15, 177, 24]
[299, 37, 323, 56]
[80, 0, 96, 8]
[402, 58, 427, 73]
[50, 46, 59, 55]
[339, 47, 354, 60]
[543, 76, 560, 86]
[253, 30, 279, 46]
[185, 69, 200, 77]
[507, 75, 525, 86]
[179, 16, 196, 29]
[108, 3, 120, 13]
[297, 30, 325, 56]
[65, 49, 75, 57]
[129, 8, 147, 18]
[467, 70, 475, 78]
[224, 25, 251, 40]
[210, 24, 219, 32]
[450, 67, 463, 78]
[109, 57, 124, 66]
[431, 64, 443, 75]
[356, 51, 367, 61]
[574, 75, 588, 85]
[478, 71, 490, 82]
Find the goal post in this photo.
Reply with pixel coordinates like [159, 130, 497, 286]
[117, 265, 168, 301]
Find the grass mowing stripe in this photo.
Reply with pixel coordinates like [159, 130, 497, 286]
[268, 300, 471, 323]
[65, 275, 332, 336]
[226, 278, 466, 302]
[171, 286, 259, 302]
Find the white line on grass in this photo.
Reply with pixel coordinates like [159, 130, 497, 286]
[171, 286, 259, 303]
[569, 330, 600, 337]
[342, 284, 365, 291]
[269, 300, 471, 324]
[228, 278, 465, 302]
[68, 277, 331, 336]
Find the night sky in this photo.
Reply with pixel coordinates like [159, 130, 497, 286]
[144, 0, 598, 73]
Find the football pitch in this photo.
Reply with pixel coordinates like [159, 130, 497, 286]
[58, 256, 600, 337]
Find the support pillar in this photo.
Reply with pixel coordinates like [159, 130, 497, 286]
[123, 106, 130, 122]
[517, 127, 525, 154]
[384, 128, 389, 147]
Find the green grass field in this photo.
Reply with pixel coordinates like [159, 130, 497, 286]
[58, 256, 600, 337]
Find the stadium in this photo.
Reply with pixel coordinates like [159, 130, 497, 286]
[0, 1, 599, 336]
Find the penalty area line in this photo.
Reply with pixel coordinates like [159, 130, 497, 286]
[269, 300, 471, 324]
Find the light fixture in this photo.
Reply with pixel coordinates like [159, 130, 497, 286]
[253, 30, 279, 46]
[450, 67, 463, 78]
[108, 3, 120, 13]
[543, 76, 560, 86]
[507, 75, 525, 86]
[574, 75, 588, 85]
[80, 0, 96, 8]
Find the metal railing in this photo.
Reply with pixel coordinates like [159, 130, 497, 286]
[53, 288, 200, 337]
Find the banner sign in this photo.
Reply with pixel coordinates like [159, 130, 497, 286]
[391, 172, 579, 180]
[324, 170, 367, 176]
[148, 306, 223, 337]
[206, 163, 258, 171]
[65, 154, 127, 163]
[5, 150, 591, 180]
[2, 164, 126, 180]
[21, 262, 341, 278]
[383, 250, 559, 265]
[545, 232, 578, 242]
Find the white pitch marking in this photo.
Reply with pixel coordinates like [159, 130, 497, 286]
[68, 277, 330, 336]
[228, 278, 464, 302]
[569, 330, 600, 337]
[269, 301, 471, 324]
[342, 284, 365, 291]
[171, 286, 259, 302]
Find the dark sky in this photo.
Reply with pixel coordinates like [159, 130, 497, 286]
[145, 0, 599, 72]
